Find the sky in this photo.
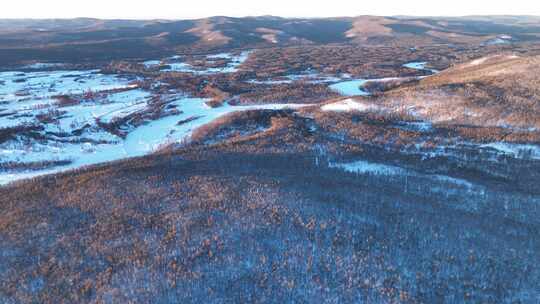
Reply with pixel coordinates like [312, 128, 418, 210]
[1, 0, 539, 19]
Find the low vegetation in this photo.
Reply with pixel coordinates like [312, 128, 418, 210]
[2, 16, 540, 303]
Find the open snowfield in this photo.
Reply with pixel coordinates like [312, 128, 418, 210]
[0, 60, 311, 184]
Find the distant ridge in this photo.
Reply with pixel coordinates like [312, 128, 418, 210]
[0, 15, 539, 65]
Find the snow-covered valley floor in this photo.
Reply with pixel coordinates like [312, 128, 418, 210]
[0, 66, 307, 184]
[2, 56, 538, 185]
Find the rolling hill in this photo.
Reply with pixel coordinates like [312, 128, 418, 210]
[1, 15, 540, 66]
[1, 15, 540, 303]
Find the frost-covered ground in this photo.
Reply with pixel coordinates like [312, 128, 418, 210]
[329, 159, 474, 190]
[320, 95, 540, 184]
[149, 51, 252, 74]
[0, 65, 307, 184]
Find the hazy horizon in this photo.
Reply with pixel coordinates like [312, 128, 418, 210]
[1, 14, 540, 21]
[3, 0, 540, 20]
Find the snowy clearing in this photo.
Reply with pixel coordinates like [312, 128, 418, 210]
[321, 98, 380, 112]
